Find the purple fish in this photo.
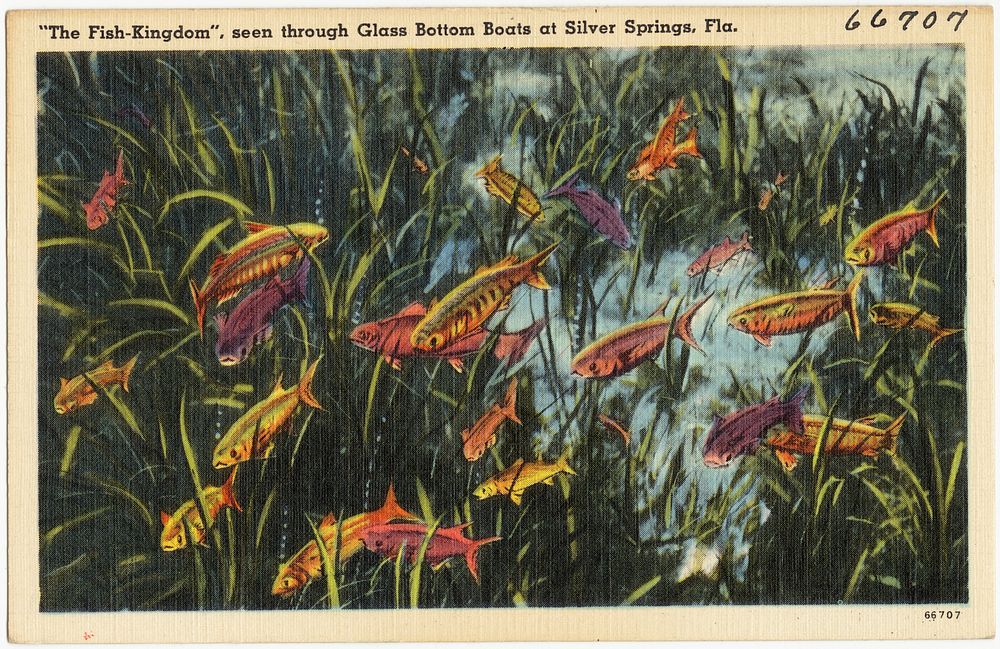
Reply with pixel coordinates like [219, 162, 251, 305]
[114, 104, 153, 130]
[213, 259, 310, 366]
[544, 173, 632, 249]
[702, 388, 808, 467]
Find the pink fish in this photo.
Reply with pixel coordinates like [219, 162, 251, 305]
[687, 232, 752, 276]
[844, 193, 945, 266]
[81, 149, 127, 230]
[350, 302, 545, 372]
[358, 522, 501, 582]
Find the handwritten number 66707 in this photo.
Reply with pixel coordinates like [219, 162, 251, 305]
[845, 9, 969, 32]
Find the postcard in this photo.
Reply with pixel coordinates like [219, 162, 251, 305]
[6, 5, 994, 642]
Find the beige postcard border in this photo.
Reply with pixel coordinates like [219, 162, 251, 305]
[7, 6, 994, 642]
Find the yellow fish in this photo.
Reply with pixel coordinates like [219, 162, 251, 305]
[160, 469, 241, 551]
[54, 354, 138, 415]
[271, 485, 421, 597]
[472, 453, 576, 506]
[868, 302, 962, 348]
[410, 242, 558, 353]
[766, 414, 904, 471]
[475, 154, 544, 222]
[212, 359, 322, 469]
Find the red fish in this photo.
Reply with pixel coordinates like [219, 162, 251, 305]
[350, 302, 545, 373]
[844, 193, 945, 266]
[627, 98, 702, 181]
[461, 378, 520, 461]
[81, 149, 127, 230]
[571, 294, 712, 378]
[687, 232, 752, 276]
[358, 522, 501, 582]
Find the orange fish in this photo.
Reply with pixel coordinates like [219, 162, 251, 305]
[766, 413, 904, 471]
[627, 98, 702, 181]
[728, 273, 864, 347]
[474, 154, 544, 222]
[462, 378, 521, 461]
[400, 146, 429, 175]
[868, 302, 962, 348]
[758, 171, 787, 210]
[571, 294, 712, 379]
[54, 354, 137, 414]
[598, 414, 631, 445]
[159, 469, 241, 551]
[410, 242, 558, 353]
[271, 485, 421, 597]
[189, 221, 328, 335]
[844, 193, 945, 266]
[81, 148, 127, 230]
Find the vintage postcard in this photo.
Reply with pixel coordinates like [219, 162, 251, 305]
[6, 5, 994, 642]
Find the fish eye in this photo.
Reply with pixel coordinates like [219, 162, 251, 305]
[429, 335, 442, 349]
[375, 540, 383, 548]
[739, 317, 748, 325]
[589, 362, 598, 373]
[863, 248, 871, 261]
[230, 449, 238, 459]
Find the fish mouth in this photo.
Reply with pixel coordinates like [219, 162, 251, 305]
[213, 459, 228, 469]
[218, 356, 240, 366]
[54, 405, 66, 415]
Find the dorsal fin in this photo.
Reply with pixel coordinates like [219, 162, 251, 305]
[97, 360, 114, 371]
[397, 301, 427, 317]
[319, 512, 337, 529]
[243, 221, 274, 234]
[160, 511, 171, 527]
[271, 374, 284, 394]
[208, 251, 230, 278]
[438, 522, 472, 540]
[60, 377, 68, 388]
[429, 297, 438, 308]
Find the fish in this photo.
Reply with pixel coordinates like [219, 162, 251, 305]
[728, 272, 865, 347]
[472, 453, 576, 506]
[702, 388, 808, 468]
[358, 522, 502, 583]
[189, 221, 329, 335]
[114, 104, 153, 130]
[626, 97, 702, 181]
[54, 354, 138, 415]
[474, 154, 544, 222]
[844, 192, 945, 266]
[212, 359, 322, 468]
[686, 232, 752, 276]
[818, 204, 838, 226]
[597, 414, 631, 445]
[757, 171, 787, 211]
[81, 148, 127, 230]
[272, 485, 421, 597]
[214, 259, 310, 366]
[868, 302, 962, 347]
[350, 302, 546, 373]
[462, 378, 521, 462]
[159, 469, 241, 552]
[570, 294, 712, 378]
[410, 242, 558, 353]
[543, 173, 632, 249]
[765, 413, 905, 471]
[400, 146, 429, 175]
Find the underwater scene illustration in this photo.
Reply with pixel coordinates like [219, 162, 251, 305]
[37, 46, 968, 610]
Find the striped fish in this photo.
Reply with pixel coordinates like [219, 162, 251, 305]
[410, 242, 558, 352]
[475, 155, 544, 222]
[189, 221, 328, 334]
[765, 413, 904, 470]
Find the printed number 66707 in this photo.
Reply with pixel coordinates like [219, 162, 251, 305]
[924, 610, 961, 621]
[845, 9, 969, 32]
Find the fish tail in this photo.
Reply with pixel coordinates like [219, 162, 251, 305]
[523, 241, 559, 290]
[222, 467, 242, 512]
[115, 148, 126, 183]
[676, 127, 702, 159]
[926, 192, 945, 247]
[494, 317, 547, 364]
[501, 378, 521, 425]
[465, 535, 502, 583]
[119, 353, 139, 392]
[557, 450, 577, 476]
[673, 294, 712, 354]
[784, 387, 809, 435]
[298, 358, 323, 410]
[475, 154, 502, 178]
[931, 327, 962, 348]
[189, 279, 207, 337]
[740, 230, 752, 249]
[845, 270, 865, 342]
[290, 257, 311, 302]
[882, 414, 906, 455]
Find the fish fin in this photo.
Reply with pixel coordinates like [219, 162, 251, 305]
[883, 414, 906, 455]
[496, 293, 512, 311]
[377, 483, 421, 522]
[525, 272, 550, 290]
[120, 354, 138, 392]
[678, 126, 702, 159]
[523, 242, 559, 285]
[97, 359, 114, 371]
[926, 193, 944, 247]
[160, 511, 171, 526]
[428, 297, 438, 308]
[213, 312, 228, 331]
[930, 327, 962, 348]
[243, 221, 274, 234]
[430, 559, 450, 572]
[542, 476, 556, 486]
[221, 467, 242, 512]
[501, 378, 521, 425]
[289, 258, 311, 302]
[557, 451, 577, 476]
[465, 535, 502, 583]
[740, 231, 752, 248]
[674, 294, 712, 354]
[319, 512, 337, 529]
[59, 377, 68, 388]
[494, 317, 546, 364]
[298, 359, 323, 410]
[785, 388, 810, 435]
[475, 154, 502, 178]
[383, 355, 403, 371]
[460, 426, 471, 442]
[751, 332, 772, 347]
[855, 416, 878, 425]
[397, 301, 427, 317]
[846, 270, 865, 342]
[774, 449, 798, 471]
[189, 279, 207, 337]
[448, 358, 465, 373]
[509, 490, 523, 506]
